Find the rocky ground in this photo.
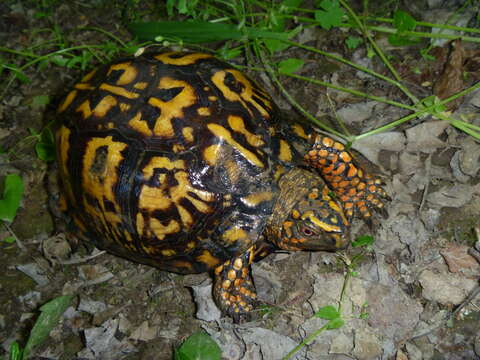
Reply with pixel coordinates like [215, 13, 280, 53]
[0, 0, 479, 359]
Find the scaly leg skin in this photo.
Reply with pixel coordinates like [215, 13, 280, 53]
[305, 135, 390, 223]
[213, 246, 258, 323]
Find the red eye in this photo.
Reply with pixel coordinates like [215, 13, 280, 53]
[302, 228, 314, 236]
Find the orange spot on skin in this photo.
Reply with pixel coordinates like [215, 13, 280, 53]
[228, 270, 237, 281]
[340, 151, 352, 162]
[319, 149, 329, 158]
[332, 163, 346, 175]
[322, 137, 334, 147]
[347, 166, 357, 178]
[323, 164, 334, 173]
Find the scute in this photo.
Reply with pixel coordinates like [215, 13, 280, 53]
[57, 51, 292, 274]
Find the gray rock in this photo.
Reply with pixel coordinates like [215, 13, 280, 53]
[419, 269, 478, 305]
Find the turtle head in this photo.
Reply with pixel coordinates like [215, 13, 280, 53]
[276, 186, 350, 251]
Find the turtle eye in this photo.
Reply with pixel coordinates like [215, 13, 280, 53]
[302, 227, 314, 236]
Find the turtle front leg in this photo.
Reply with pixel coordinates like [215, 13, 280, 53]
[305, 135, 390, 221]
[213, 246, 257, 322]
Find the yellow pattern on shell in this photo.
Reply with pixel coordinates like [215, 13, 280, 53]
[154, 52, 213, 65]
[197, 250, 221, 268]
[148, 77, 197, 137]
[58, 90, 78, 113]
[92, 95, 117, 117]
[278, 139, 292, 162]
[211, 69, 271, 119]
[81, 136, 128, 245]
[100, 83, 139, 99]
[240, 192, 273, 207]
[223, 227, 248, 243]
[227, 115, 265, 147]
[128, 111, 152, 136]
[207, 123, 264, 168]
[107, 62, 137, 85]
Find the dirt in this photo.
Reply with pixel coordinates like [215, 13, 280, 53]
[1, 1, 479, 360]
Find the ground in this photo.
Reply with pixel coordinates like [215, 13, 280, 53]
[1, 1, 479, 359]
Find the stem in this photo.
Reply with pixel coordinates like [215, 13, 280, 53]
[355, 81, 480, 140]
[280, 39, 417, 107]
[338, 0, 419, 104]
[282, 254, 353, 360]
[285, 72, 416, 111]
[282, 323, 330, 360]
[78, 27, 128, 48]
[3, 222, 26, 251]
[255, 43, 346, 138]
[366, 17, 480, 35]
[359, 25, 480, 43]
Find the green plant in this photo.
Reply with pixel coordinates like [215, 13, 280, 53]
[126, 0, 480, 141]
[175, 331, 222, 360]
[6, 295, 74, 360]
[0, 173, 24, 246]
[282, 235, 375, 360]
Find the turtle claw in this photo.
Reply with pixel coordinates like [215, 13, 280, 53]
[213, 247, 258, 322]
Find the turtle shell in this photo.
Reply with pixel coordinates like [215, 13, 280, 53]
[56, 51, 299, 274]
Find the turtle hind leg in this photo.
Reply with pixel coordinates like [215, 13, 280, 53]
[213, 246, 258, 322]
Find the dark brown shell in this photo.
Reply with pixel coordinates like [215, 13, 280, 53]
[56, 52, 300, 274]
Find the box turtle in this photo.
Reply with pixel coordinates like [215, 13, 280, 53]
[56, 51, 388, 321]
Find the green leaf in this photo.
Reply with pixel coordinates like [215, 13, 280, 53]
[278, 58, 304, 74]
[359, 312, 369, 319]
[35, 142, 56, 162]
[34, 128, 56, 162]
[175, 332, 222, 360]
[282, 0, 304, 10]
[315, 305, 340, 320]
[351, 235, 374, 247]
[388, 34, 420, 46]
[130, 20, 291, 45]
[327, 317, 345, 329]
[393, 10, 416, 32]
[421, 95, 446, 113]
[9, 341, 22, 360]
[388, 10, 420, 46]
[2, 236, 16, 244]
[346, 36, 362, 50]
[129, 20, 243, 43]
[218, 46, 243, 60]
[420, 48, 436, 61]
[31, 95, 50, 107]
[263, 25, 302, 53]
[315, 0, 345, 30]
[166, 0, 175, 17]
[10, 66, 31, 84]
[23, 295, 75, 359]
[50, 55, 70, 67]
[0, 174, 24, 223]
